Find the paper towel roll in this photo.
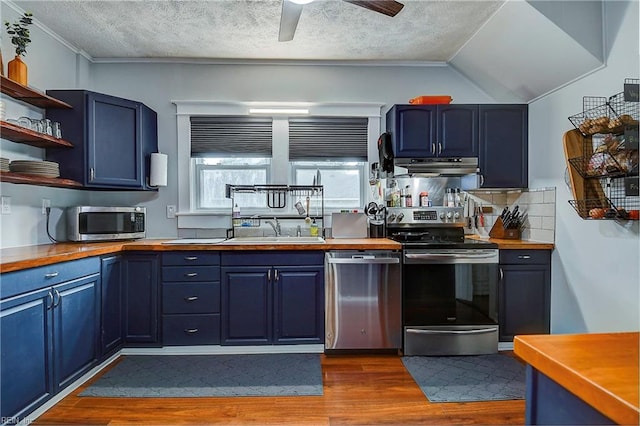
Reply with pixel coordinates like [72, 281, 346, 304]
[150, 152, 168, 187]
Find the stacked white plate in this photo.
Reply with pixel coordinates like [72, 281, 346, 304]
[0, 158, 9, 172]
[9, 160, 60, 178]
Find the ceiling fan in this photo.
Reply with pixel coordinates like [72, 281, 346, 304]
[278, 0, 405, 42]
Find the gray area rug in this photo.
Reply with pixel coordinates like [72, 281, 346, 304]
[80, 354, 323, 397]
[401, 354, 526, 402]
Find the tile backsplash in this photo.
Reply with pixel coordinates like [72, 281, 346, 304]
[465, 187, 556, 243]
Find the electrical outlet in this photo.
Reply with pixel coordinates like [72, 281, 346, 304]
[166, 205, 176, 219]
[1, 196, 11, 215]
[42, 199, 51, 215]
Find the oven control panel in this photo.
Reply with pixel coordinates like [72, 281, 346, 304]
[386, 207, 464, 225]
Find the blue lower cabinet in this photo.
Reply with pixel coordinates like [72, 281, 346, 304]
[100, 255, 123, 358]
[221, 251, 324, 346]
[1, 288, 53, 424]
[0, 271, 100, 424]
[123, 254, 160, 345]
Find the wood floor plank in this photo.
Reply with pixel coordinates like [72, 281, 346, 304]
[32, 354, 525, 425]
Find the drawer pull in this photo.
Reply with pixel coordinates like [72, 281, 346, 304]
[44, 272, 59, 279]
[184, 328, 199, 334]
[185, 272, 198, 277]
[184, 296, 199, 302]
[184, 256, 198, 261]
[518, 255, 531, 259]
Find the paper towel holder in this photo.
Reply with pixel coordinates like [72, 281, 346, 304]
[149, 152, 168, 187]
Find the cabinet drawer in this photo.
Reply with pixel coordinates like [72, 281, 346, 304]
[1, 257, 101, 299]
[162, 282, 220, 314]
[500, 250, 550, 265]
[162, 314, 220, 345]
[162, 252, 220, 267]
[162, 266, 220, 282]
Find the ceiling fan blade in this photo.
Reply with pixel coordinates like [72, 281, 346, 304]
[342, 0, 404, 17]
[279, 0, 305, 42]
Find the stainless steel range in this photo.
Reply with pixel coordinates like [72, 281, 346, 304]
[386, 206, 499, 356]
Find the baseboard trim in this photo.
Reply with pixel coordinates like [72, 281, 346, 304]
[121, 344, 325, 355]
[499, 341, 514, 351]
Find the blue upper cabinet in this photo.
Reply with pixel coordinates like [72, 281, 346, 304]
[386, 105, 478, 158]
[479, 104, 528, 188]
[45, 90, 158, 190]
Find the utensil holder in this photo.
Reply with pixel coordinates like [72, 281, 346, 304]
[489, 217, 521, 240]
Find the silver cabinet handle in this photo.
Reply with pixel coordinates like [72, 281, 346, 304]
[47, 290, 54, 310]
[185, 272, 198, 277]
[274, 269, 279, 281]
[53, 289, 61, 308]
[44, 272, 59, 279]
[431, 143, 435, 155]
[184, 256, 198, 261]
[500, 267, 504, 281]
[518, 255, 531, 259]
[438, 142, 442, 155]
[184, 328, 199, 334]
[90, 167, 95, 181]
[184, 296, 198, 302]
[480, 174, 485, 187]
[267, 269, 271, 281]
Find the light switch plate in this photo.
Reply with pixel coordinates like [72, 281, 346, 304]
[1, 196, 11, 214]
[166, 205, 176, 219]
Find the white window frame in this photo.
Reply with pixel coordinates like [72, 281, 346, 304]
[173, 101, 383, 229]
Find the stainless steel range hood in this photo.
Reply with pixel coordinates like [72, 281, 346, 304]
[394, 157, 479, 176]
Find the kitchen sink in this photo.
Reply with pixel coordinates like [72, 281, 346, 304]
[221, 236, 325, 244]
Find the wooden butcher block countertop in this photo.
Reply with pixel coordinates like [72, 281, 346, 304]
[514, 332, 639, 425]
[0, 238, 401, 273]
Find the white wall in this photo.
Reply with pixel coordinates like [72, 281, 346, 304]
[528, 0, 639, 333]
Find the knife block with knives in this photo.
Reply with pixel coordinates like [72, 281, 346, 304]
[489, 217, 521, 239]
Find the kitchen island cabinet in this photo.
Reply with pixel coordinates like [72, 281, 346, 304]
[498, 249, 551, 342]
[221, 251, 324, 345]
[123, 253, 160, 345]
[0, 258, 100, 424]
[386, 104, 478, 158]
[45, 90, 158, 190]
[514, 332, 639, 425]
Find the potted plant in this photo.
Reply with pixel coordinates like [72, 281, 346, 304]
[4, 12, 33, 85]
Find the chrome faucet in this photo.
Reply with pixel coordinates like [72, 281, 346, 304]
[266, 218, 281, 236]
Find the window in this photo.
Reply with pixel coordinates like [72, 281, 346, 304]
[176, 101, 383, 222]
[193, 157, 270, 209]
[289, 117, 368, 209]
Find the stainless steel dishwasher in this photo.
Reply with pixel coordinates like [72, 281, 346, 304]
[325, 251, 402, 350]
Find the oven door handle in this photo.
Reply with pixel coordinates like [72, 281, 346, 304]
[405, 252, 497, 260]
[406, 327, 498, 335]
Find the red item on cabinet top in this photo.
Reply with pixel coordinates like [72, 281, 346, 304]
[408, 95, 452, 105]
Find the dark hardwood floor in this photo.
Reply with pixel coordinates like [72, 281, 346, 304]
[33, 354, 525, 425]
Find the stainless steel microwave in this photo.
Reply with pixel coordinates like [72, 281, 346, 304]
[66, 206, 146, 241]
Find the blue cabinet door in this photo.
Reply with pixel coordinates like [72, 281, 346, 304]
[0, 288, 53, 424]
[438, 105, 478, 157]
[387, 105, 437, 158]
[100, 255, 123, 357]
[274, 266, 324, 344]
[479, 105, 528, 188]
[53, 274, 101, 392]
[221, 267, 271, 345]
[499, 250, 551, 342]
[45, 90, 158, 190]
[124, 254, 160, 344]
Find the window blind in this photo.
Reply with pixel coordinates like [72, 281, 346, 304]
[190, 116, 273, 157]
[289, 117, 368, 160]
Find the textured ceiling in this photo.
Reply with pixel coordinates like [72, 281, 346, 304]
[12, 0, 504, 62]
